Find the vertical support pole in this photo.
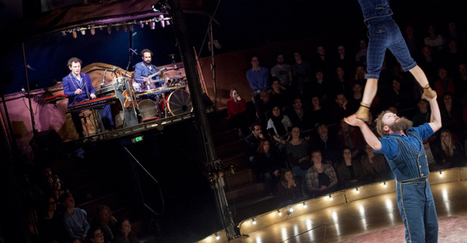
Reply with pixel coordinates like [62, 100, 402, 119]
[210, 22, 217, 107]
[21, 42, 37, 138]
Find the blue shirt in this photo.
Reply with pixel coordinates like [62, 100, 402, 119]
[375, 123, 434, 181]
[134, 61, 159, 90]
[246, 66, 269, 91]
[357, 0, 394, 26]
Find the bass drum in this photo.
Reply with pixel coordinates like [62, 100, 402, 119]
[164, 89, 193, 116]
[138, 99, 158, 119]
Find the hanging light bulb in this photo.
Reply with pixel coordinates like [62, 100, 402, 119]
[252, 218, 256, 225]
[277, 209, 282, 216]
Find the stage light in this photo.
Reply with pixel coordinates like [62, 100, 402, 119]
[107, 25, 112, 34]
[439, 171, 443, 177]
[326, 194, 333, 201]
[61, 31, 66, 36]
[151, 21, 156, 30]
[355, 187, 360, 194]
[277, 209, 282, 216]
[90, 27, 95, 35]
[382, 181, 387, 188]
[302, 202, 307, 208]
[252, 218, 256, 225]
[215, 233, 220, 240]
[80, 29, 86, 35]
[287, 207, 294, 215]
[140, 21, 144, 28]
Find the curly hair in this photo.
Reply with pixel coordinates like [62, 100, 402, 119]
[375, 110, 392, 137]
[67, 57, 82, 67]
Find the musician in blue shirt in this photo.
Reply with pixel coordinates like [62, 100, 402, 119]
[63, 57, 114, 138]
[133, 49, 164, 92]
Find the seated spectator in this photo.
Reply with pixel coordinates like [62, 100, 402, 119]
[423, 138, 447, 171]
[419, 45, 440, 81]
[347, 83, 363, 114]
[442, 40, 464, 75]
[334, 45, 354, 74]
[334, 66, 352, 97]
[270, 78, 289, 108]
[226, 88, 249, 137]
[311, 123, 340, 164]
[412, 99, 431, 127]
[86, 225, 105, 243]
[337, 119, 364, 159]
[355, 39, 367, 66]
[266, 106, 293, 148]
[286, 98, 312, 131]
[61, 192, 90, 243]
[331, 93, 352, 125]
[256, 140, 283, 194]
[424, 25, 444, 55]
[434, 67, 455, 101]
[245, 123, 269, 173]
[440, 93, 462, 134]
[286, 127, 311, 178]
[454, 63, 467, 99]
[310, 70, 332, 102]
[446, 22, 466, 51]
[404, 25, 422, 61]
[113, 219, 138, 243]
[439, 129, 466, 168]
[255, 91, 277, 127]
[246, 56, 269, 102]
[37, 196, 67, 243]
[336, 148, 367, 189]
[277, 169, 302, 207]
[271, 54, 293, 87]
[93, 205, 116, 243]
[50, 175, 65, 202]
[288, 75, 313, 104]
[305, 150, 338, 198]
[312, 45, 333, 74]
[385, 78, 414, 112]
[361, 144, 391, 182]
[352, 64, 366, 87]
[292, 52, 312, 81]
[309, 96, 332, 127]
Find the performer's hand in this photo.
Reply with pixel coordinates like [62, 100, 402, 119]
[344, 114, 365, 127]
[90, 94, 96, 99]
[143, 77, 149, 82]
[320, 185, 327, 190]
[422, 92, 437, 102]
[75, 89, 82, 95]
[237, 96, 242, 101]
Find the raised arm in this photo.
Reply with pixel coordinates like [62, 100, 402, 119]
[344, 115, 382, 151]
[424, 93, 442, 133]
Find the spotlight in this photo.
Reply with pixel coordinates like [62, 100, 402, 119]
[152, 1, 168, 13]
[90, 27, 95, 35]
[302, 202, 307, 208]
[328, 194, 333, 201]
[287, 207, 294, 215]
[383, 181, 387, 188]
[355, 187, 360, 194]
[140, 21, 144, 28]
[72, 30, 77, 38]
[439, 171, 443, 177]
[80, 29, 86, 35]
[277, 209, 282, 216]
[252, 218, 256, 225]
[151, 21, 156, 30]
[215, 233, 220, 240]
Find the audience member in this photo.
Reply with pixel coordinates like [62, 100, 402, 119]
[50, 175, 65, 203]
[423, 138, 446, 171]
[292, 52, 312, 81]
[334, 45, 354, 74]
[412, 99, 431, 127]
[440, 93, 462, 134]
[336, 148, 367, 189]
[454, 63, 467, 99]
[286, 127, 311, 178]
[256, 140, 283, 194]
[355, 39, 367, 66]
[446, 22, 466, 51]
[311, 123, 340, 163]
[419, 45, 440, 81]
[288, 75, 313, 104]
[61, 192, 90, 243]
[404, 25, 422, 61]
[271, 54, 293, 87]
[337, 119, 364, 159]
[246, 56, 269, 102]
[277, 169, 302, 207]
[360, 144, 391, 182]
[113, 219, 138, 243]
[286, 98, 312, 131]
[226, 88, 249, 136]
[438, 129, 466, 167]
[312, 45, 333, 74]
[309, 96, 332, 127]
[347, 83, 363, 114]
[385, 78, 415, 111]
[255, 91, 277, 126]
[93, 205, 116, 243]
[266, 106, 293, 148]
[270, 78, 289, 108]
[305, 150, 338, 197]
[442, 40, 464, 75]
[311, 70, 332, 103]
[245, 123, 267, 177]
[86, 225, 104, 243]
[334, 66, 352, 97]
[353, 64, 367, 87]
[331, 93, 351, 125]
[434, 67, 455, 101]
[424, 25, 444, 54]
[37, 196, 67, 243]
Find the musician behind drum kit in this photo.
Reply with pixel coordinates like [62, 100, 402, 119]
[62, 57, 115, 138]
[133, 48, 168, 93]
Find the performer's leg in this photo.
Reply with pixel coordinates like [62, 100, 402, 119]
[71, 111, 84, 137]
[354, 78, 377, 121]
[424, 181, 439, 243]
[387, 20, 436, 99]
[397, 182, 427, 243]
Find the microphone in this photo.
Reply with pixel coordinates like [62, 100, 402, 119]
[101, 69, 108, 88]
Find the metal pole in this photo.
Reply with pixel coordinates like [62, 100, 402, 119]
[21, 42, 37, 137]
[210, 22, 217, 107]
[168, 0, 236, 239]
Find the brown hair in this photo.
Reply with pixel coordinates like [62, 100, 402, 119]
[375, 110, 392, 137]
[140, 48, 153, 57]
[229, 88, 238, 98]
[67, 57, 82, 67]
[258, 139, 270, 154]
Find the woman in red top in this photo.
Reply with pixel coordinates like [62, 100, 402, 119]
[227, 89, 248, 136]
